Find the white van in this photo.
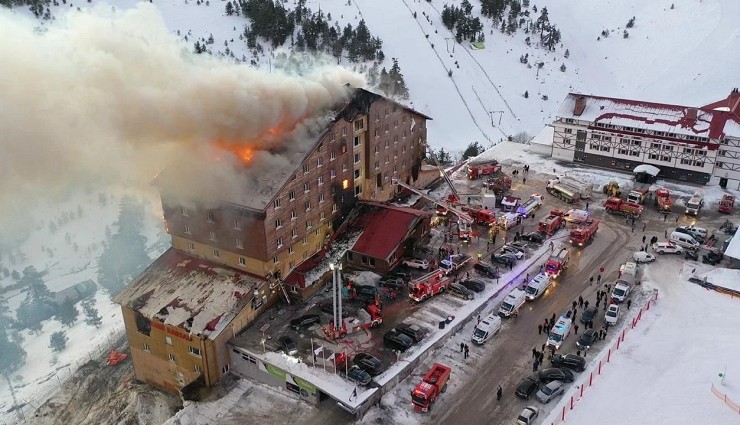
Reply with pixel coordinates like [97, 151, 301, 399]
[611, 282, 631, 303]
[677, 225, 708, 242]
[669, 231, 701, 250]
[525, 273, 552, 300]
[620, 261, 638, 279]
[498, 288, 526, 317]
[563, 209, 590, 224]
[472, 314, 503, 345]
[498, 212, 519, 230]
[546, 316, 572, 350]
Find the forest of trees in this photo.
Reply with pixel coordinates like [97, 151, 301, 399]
[441, 0, 484, 43]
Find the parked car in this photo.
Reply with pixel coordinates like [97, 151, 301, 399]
[537, 368, 574, 384]
[676, 225, 707, 243]
[515, 376, 540, 400]
[460, 278, 486, 293]
[491, 252, 518, 264]
[383, 330, 414, 352]
[509, 240, 529, 251]
[703, 250, 724, 265]
[473, 261, 500, 278]
[379, 277, 404, 290]
[550, 354, 586, 372]
[499, 245, 525, 260]
[536, 380, 565, 403]
[448, 283, 475, 300]
[402, 258, 430, 270]
[394, 323, 426, 343]
[353, 352, 385, 376]
[290, 314, 321, 330]
[653, 241, 683, 255]
[353, 285, 378, 299]
[277, 336, 298, 356]
[685, 250, 699, 261]
[389, 271, 412, 282]
[579, 306, 598, 324]
[521, 232, 545, 244]
[346, 365, 372, 386]
[633, 251, 656, 263]
[576, 329, 599, 350]
[605, 304, 620, 326]
[516, 406, 540, 425]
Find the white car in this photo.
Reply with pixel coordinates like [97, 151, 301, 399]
[605, 304, 620, 326]
[563, 209, 590, 223]
[652, 242, 683, 255]
[516, 406, 540, 425]
[402, 258, 429, 270]
[633, 251, 656, 263]
[500, 245, 525, 260]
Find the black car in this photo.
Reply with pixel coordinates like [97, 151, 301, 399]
[550, 354, 586, 372]
[379, 277, 404, 290]
[353, 285, 378, 299]
[353, 352, 385, 376]
[388, 271, 412, 282]
[346, 365, 372, 386]
[448, 283, 475, 300]
[473, 261, 500, 278]
[395, 323, 426, 343]
[576, 329, 599, 350]
[277, 335, 298, 356]
[290, 314, 321, 330]
[521, 232, 545, 244]
[383, 330, 415, 352]
[702, 251, 723, 265]
[319, 302, 347, 317]
[491, 252, 518, 265]
[515, 376, 540, 399]
[460, 278, 486, 293]
[538, 368, 575, 384]
[579, 306, 598, 324]
[685, 250, 699, 261]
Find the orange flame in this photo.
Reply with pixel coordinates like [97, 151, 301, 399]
[211, 126, 288, 164]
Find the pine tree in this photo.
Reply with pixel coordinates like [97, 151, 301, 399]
[536, 7, 549, 35]
[560, 63, 566, 72]
[49, 331, 68, 353]
[83, 299, 103, 329]
[524, 90, 529, 98]
[225, 1, 234, 16]
[564, 48, 570, 58]
[388, 58, 409, 99]
[55, 298, 79, 327]
[462, 142, 482, 160]
[626, 17, 635, 28]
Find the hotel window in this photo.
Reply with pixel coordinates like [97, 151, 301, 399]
[277, 237, 284, 248]
[304, 201, 311, 211]
[318, 176, 324, 185]
[600, 146, 610, 152]
[630, 150, 640, 157]
[354, 119, 364, 131]
[233, 219, 241, 229]
[168, 354, 176, 362]
[354, 136, 360, 147]
[330, 151, 336, 160]
[343, 163, 348, 172]
[288, 246, 294, 254]
[212, 249, 219, 258]
[332, 204, 338, 212]
[209, 231, 216, 241]
[187, 242, 195, 250]
[374, 145, 380, 154]
[289, 190, 295, 201]
[166, 336, 173, 346]
[303, 251, 309, 260]
[184, 225, 191, 235]
[236, 239, 243, 249]
[189, 346, 202, 357]
[403, 130, 408, 139]
[273, 256, 279, 264]
[306, 220, 312, 229]
[181, 207, 189, 216]
[375, 161, 380, 170]
[222, 365, 230, 374]
[719, 150, 727, 156]
[374, 113, 380, 122]
[384, 124, 389, 133]
[342, 127, 347, 136]
[565, 118, 575, 124]
[354, 153, 360, 164]
[374, 129, 379, 138]
[274, 198, 282, 209]
[319, 193, 325, 203]
[330, 169, 337, 179]
[384, 108, 389, 117]
[354, 169, 361, 179]
[194, 365, 202, 373]
[275, 219, 283, 229]
[320, 211, 326, 220]
[304, 182, 310, 192]
[239, 256, 246, 265]
[303, 164, 309, 174]
[315, 228, 320, 236]
[302, 237, 308, 245]
[317, 157, 323, 167]
[292, 229, 298, 239]
[143, 343, 151, 352]
[291, 210, 297, 220]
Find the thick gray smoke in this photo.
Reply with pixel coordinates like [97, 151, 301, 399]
[0, 4, 365, 244]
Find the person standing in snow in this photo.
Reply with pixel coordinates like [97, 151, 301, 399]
[497, 385, 503, 400]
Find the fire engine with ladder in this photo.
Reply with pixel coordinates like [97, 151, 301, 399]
[322, 263, 383, 340]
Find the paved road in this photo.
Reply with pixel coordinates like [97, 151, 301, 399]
[298, 167, 732, 425]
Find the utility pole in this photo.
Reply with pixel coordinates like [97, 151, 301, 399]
[489, 111, 504, 127]
[445, 38, 456, 54]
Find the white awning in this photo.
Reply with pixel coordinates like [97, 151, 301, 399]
[633, 164, 661, 176]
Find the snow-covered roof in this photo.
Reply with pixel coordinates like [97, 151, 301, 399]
[530, 125, 554, 146]
[556, 93, 740, 141]
[114, 248, 266, 339]
[723, 227, 740, 261]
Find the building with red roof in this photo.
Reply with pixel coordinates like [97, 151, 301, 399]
[551, 89, 740, 187]
[344, 202, 432, 273]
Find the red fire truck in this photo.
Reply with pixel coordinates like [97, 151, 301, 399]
[569, 218, 599, 247]
[538, 211, 565, 236]
[545, 246, 570, 278]
[719, 194, 735, 214]
[468, 161, 501, 180]
[604, 198, 644, 218]
[411, 363, 451, 412]
[409, 271, 452, 302]
[322, 304, 382, 340]
[655, 188, 673, 213]
[461, 205, 496, 226]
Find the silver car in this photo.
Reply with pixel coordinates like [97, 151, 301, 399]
[535, 380, 565, 403]
[516, 406, 539, 425]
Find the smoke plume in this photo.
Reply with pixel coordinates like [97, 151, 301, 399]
[0, 4, 365, 244]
